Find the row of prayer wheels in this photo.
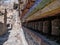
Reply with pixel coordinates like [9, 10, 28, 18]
[23, 18, 60, 36]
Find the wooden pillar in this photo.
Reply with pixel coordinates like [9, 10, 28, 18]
[0, 12, 5, 35]
[18, 0, 21, 17]
[51, 19, 60, 36]
[3, 9, 7, 35]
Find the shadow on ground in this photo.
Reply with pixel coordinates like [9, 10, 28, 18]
[0, 22, 10, 45]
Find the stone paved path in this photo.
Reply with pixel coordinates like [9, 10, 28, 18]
[1, 10, 28, 45]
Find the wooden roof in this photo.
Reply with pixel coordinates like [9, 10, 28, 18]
[21, 0, 35, 18]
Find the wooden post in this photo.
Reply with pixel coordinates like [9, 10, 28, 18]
[0, 9, 7, 36]
[18, 0, 21, 17]
[51, 18, 60, 36]
[3, 9, 7, 34]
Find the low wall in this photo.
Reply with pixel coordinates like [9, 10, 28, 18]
[23, 27, 56, 45]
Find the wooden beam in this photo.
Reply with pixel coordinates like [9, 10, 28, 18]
[26, 7, 60, 21]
